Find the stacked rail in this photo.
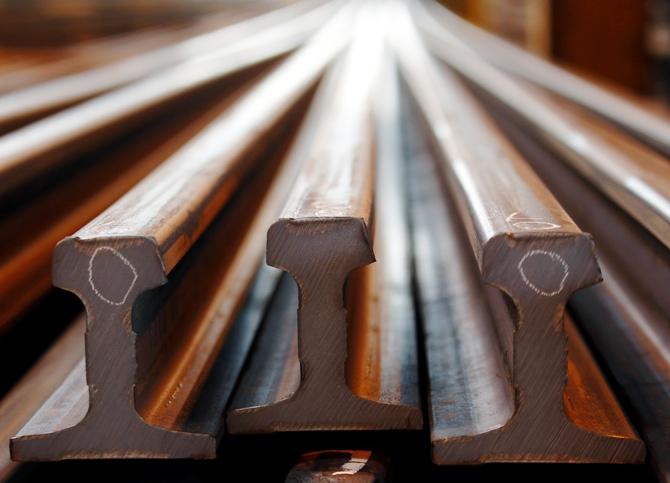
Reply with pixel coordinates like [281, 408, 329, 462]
[0, 0, 668, 482]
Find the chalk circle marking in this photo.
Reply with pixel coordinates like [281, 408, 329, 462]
[517, 249, 569, 297]
[88, 246, 138, 306]
[506, 211, 560, 231]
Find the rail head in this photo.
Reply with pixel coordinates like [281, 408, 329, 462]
[413, 2, 670, 250]
[390, 4, 600, 302]
[268, 7, 381, 275]
[229, 5, 422, 432]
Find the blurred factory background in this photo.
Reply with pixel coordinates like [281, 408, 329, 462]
[443, 0, 670, 102]
[1, 1, 668, 102]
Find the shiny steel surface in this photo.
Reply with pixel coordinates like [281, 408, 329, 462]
[415, 4, 670, 249]
[393, 2, 643, 463]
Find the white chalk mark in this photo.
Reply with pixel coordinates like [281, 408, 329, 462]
[518, 249, 569, 297]
[331, 457, 368, 476]
[506, 211, 560, 231]
[88, 246, 138, 305]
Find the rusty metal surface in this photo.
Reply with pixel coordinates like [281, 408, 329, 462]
[414, 7, 670, 250]
[285, 450, 389, 482]
[227, 15, 422, 432]
[478, 87, 670, 322]
[9, 18, 348, 459]
[484, 104, 670, 480]
[415, 0, 670, 156]
[0, 79, 255, 333]
[0, 2, 666, 478]
[405, 113, 644, 464]
[0, 316, 85, 480]
[0, 0, 338, 197]
[394, 5, 643, 463]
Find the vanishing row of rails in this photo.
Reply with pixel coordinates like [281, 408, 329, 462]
[0, 0, 668, 481]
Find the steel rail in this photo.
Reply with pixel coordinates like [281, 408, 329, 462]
[483, 85, 670, 319]
[0, 78, 256, 333]
[0, 316, 84, 481]
[10, 15, 350, 459]
[0, 0, 339, 198]
[416, 0, 670, 157]
[0, 0, 334, 130]
[228, 11, 422, 432]
[405, 111, 644, 465]
[485, 103, 670, 479]
[392, 3, 643, 463]
[412, 4, 670, 250]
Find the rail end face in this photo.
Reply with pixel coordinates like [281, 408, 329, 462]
[12, 236, 220, 460]
[229, 217, 422, 432]
[431, 232, 643, 463]
[481, 232, 601, 304]
[52, 236, 167, 304]
[285, 450, 390, 482]
[266, 217, 375, 274]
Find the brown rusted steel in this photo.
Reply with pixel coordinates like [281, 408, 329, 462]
[394, 7, 644, 463]
[286, 450, 389, 482]
[483, 105, 670, 479]
[0, 316, 84, 480]
[0, 0, 337, 197]
[414, 9, 670, 250]
[227, 274, 300, 424]
[0, 0, 334, 131]
[0, 80, 255, 334]
[481, 86, 670, 320]
[406, 115, 645, 465]
[228, 15, 422, 432]
[415, 0, 670, 156]
[10, 19, 349, 460]
[523, 84, 670, 244]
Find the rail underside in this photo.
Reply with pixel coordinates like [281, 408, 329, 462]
[0, 1, 668, 481]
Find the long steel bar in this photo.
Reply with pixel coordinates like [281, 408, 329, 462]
[405, 110, 644, 464]
[485, 103, 670, 479]
[484, 84, 670, 319]
[413, 3, 670, 249]
[393, 3, 643, 463]
[228, 10, 422, 432]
